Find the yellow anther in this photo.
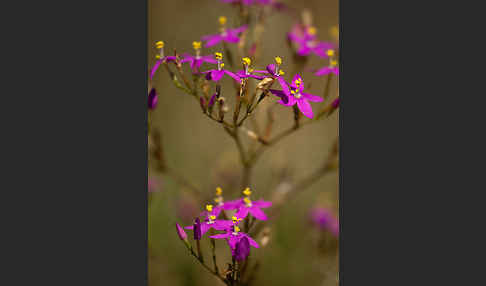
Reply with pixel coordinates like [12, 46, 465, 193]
[155, 41, 164, 49]
[209, 215, 216, 220]
[326, 49, 335, 57]
[248, 68, 254, 73]
[242, 57, 251, 66]
[206, 205, 213, 212]
[243, 187, 252, 196]
[220, 63, 225, 68]
[214, 197, 223, 203]
[234, 226, 240, 232]
[215, 52, 223, 60]
[330, 59, 338, 67]
[295, 79, 302, 86]
[291, 90, 296, 95]
[216, 187, 223, 196]
[278, 70, 285, 76]
[244, 197, 252, 205]
[232, 216, 238, 222]
[275, 56, 282, 65]
[155, 55, 161, 59]
[192, 41, 202, 50]
[308, 26, 317, 35]
[219, 16, 227, 26]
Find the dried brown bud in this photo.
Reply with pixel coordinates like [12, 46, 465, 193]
[257, 77, 274, 90]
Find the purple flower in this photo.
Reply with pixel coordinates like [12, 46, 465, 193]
[233, 236, 250, 261]
[201, 16, 247, 47]
[259, 57, 291, 100]
[186, 205, 234, 237]
[310, 207, 339, 237]
[235, 57, 267, 80]
[150, 41, 177, 80]
[176, 223, 188, 241]
[232, 188, 272, 221]
[203, 52, 241, 83]
[315, 58, 339, 76]
[148, 88, 158, 110]
[288, 25, 335, 58]
[210, 221, 259, 250]
[193, 218, 202, 240]
[270, 74, 323, 118]
[180, 41, 218, 73]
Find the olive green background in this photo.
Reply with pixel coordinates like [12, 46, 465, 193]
[148, 0, 339, 285]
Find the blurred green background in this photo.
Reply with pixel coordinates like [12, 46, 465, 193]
[148, 0, 339, 285]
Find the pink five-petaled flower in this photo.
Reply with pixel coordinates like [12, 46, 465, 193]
[235, 57, 267, 80]
[232, 187, 272, 221]
[262, 57, 291, 100]
[270, 74, 323, 118]
[185, 205, 233, 237]
[210, 220, 259, 250]
[150, 41, 177, 80]
[202, 16, 247, 48]
[203, 52, 241, 83]
[180, 41, 218, 73]
[315, 57, 339, 76]
[288, 26, 334, 58]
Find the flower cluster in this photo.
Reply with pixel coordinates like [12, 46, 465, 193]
[176, 187, 271, 261]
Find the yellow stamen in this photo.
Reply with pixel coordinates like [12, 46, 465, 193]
[308, 26, 317, 35]
[330, 60, 338, 67]
[220, 63, 225, 68]
[242, 187, 251, 196]
[248, 68, 254, 73]
[219, 16, 227, 26]
[232, 216, 238, 221]
[214, 197, 223, 203]
[206, 205, 213, 212]
[278, 70, 285, 76]
[192, 41, 202, 50]
[155, 55, 161, 59]
[244, 197, 252, 205]
[215, 52, 223, 60]
[216, 187, 223, 196]
[291, 90, 296, 95]
[326, 49, 335, 57]
[209, 215, 216, 220]
[242, 57, 251, 66]
[234, 226, 240, 232]
[155, 41, 164, 49]
[295, 78, 302, 86]
[275, 56, 282, 65]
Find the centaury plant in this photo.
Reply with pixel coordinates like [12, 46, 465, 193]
[149, 0, 339, 285]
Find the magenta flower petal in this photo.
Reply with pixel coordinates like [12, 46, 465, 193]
[253, 200, 272, 208]
[224, 35, 240, 43]
[235, 207, 249, 219]
[224, 70, 242, 83]
[302, 92, 323, 102]
[266, 64, 276, 75]
[204, 35, 224, 47]
[249, 207, 268, 220]
[315, 67, 332, 76]
[150, 59, 162, 80]
[207, 70, 225, 81]
[242, 233, 259, 248]
[297, 98, 314, 118]
[184, 225, 194, 230]
[332, 97, 340, 108]
[203, 55, 218, 64]
[231, 25, 248, 34]
[213, 220, 234, 230]
[252, 69, 269, 74]
[210, 233, 231, 239]
[227, 235, 240, 249]
[200, 223, 211, 236]
[277, 77, 291, 97]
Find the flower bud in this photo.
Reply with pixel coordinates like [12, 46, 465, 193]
[148, 88, 158, 110]
[234, 236, 250, 261]
[175, 223, 187, 241]
[193, 218, 202, 240]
